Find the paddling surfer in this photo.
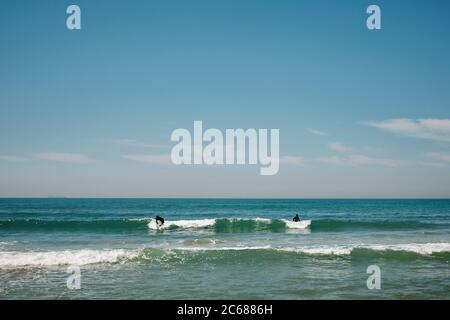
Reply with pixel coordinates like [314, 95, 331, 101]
[155, 215, 165, 227]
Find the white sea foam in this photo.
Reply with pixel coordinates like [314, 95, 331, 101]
[169, 243, 450, 256]
[148, 219, 216, 230]
[147, 217, 310, 230]
[2, 243, 447, 269]
[226, 217, 272, 223]
[172, 245, 272, 252]
[282, 219, 312, 229]
[0, 249, 140, 268]
[278, 243, 450, 256]
[276, 246, 352, 255]
[363, 243, 450, 255]
[147, 218, 272, 230]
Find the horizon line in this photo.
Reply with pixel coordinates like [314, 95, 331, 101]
[1, 196, 450, 200]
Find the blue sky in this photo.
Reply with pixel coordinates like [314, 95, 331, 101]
[1, 0, 450, 197]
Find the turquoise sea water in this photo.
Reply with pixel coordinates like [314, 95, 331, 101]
[0, 198, 449, 299]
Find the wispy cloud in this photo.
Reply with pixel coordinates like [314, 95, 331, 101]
[114, 139, 168, 148]
[0, 155, 29, 162]
[348, 154, 404, 166]
[426, 152, 450, 163]
[328, 142, 352, 153]
[36, 152, 94, 164]
[280, 156, 304, 166]
[307, 128, 327, 136]
[365, 118, 450, 142]
[317, 154, 403, 167]
[122, 154, 172, 165]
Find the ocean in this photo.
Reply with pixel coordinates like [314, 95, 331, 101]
[0, 198, 449, 299]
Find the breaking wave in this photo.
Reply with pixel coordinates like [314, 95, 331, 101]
[1, 243, 449, 269]
[0, 249, 139, 268]
[1, 217, 448, 233]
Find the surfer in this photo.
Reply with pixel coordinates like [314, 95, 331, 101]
[155, 215, 165, 227]
[293, 213, 300, 222]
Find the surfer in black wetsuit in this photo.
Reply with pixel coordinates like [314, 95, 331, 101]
[155, 215, 165, 227]
[293, 214, 300, 222]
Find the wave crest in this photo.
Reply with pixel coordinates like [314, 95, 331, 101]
[148, 218, 311, 231]
[0, 249, 139, 268]
[2, 218, 448, 233]
[1, 243, 449, 269]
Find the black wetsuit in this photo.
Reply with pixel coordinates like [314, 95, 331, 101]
[293, 215, 300, 222]
[155, 216, 165, 226]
